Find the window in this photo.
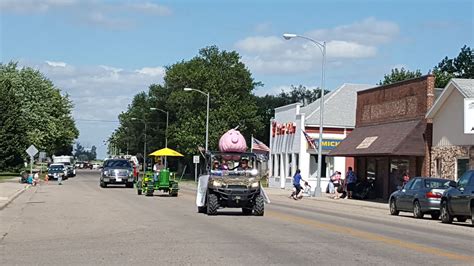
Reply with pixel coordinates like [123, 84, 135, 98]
[404, 179, 415, 190]
[295, 153, 299, 171]
[411, 179, 423, 190]
[425, 179, 450, 189]
[456, 158, 469, 181]
[435, 158, 442, 178]
[366, 158, 376, 181]
[457, 171, 471, 188]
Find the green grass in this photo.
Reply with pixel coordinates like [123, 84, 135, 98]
[0, 172, 19, 182]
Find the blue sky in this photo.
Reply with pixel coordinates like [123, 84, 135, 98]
[1, 0, 472, 159]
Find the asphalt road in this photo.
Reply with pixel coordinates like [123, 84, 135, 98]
[1, 170, 473, 265]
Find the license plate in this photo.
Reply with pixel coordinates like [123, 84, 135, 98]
[116, 178, 122, 182]
[234, 196, 241, 200]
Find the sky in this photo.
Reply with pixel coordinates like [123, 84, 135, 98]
[1, 0, 473, 159]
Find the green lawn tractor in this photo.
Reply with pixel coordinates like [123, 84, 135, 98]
[136, 168, 179, 197]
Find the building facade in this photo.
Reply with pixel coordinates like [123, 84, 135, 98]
[330, 76, 435, 200]
[426, 78, 474, 180]
[269, 83, 373, 191]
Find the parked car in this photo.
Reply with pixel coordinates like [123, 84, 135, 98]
[440, 170, 474, 226]
[47, 164, 68, 181]
[100, 159, 134, 188]
[389, 177, 455, 219]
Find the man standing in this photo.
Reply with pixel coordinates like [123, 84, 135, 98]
[345, 167, 357, 199]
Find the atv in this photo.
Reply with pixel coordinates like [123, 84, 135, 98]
[196, 152, 268, 216]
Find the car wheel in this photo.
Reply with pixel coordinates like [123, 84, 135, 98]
[145, 187, 154, 197]
[413, 201, 424, 219]
[430, 213, 440, 220]
[242, 208, 253, 215]
[253, 195, 265, 216]
[456, 216, 467, 223]
[440, 201, 453, 224]
[389, 199, 399, 215]
[207, 194, 218, 215]
[100, 181, 105, 188]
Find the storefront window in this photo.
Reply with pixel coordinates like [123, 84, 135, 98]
[326, 156, 335, 178]
[288, 154, 292, 177]
[366, 158, 376, 181]
[389, 159, 409, 191]
[295, 153, 299, 171]
[277, 154, 280, 176]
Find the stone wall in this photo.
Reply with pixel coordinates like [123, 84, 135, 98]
[430, 146, 469, 179]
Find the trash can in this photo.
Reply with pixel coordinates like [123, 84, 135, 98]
[159, 168, 170, 187]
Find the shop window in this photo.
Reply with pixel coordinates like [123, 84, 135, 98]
[295, 153, 299, 171]
[326, 156, 334, 178]
[366, 158, 376, 181]
[390, 159, 409, 190]
[456, 158, 469, 181]
[288, 154, 293, 177]
[277, 155, 280, 176]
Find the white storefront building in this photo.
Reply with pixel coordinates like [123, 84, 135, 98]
[269, 83, 374, 191]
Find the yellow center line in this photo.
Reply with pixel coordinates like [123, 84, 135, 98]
[266, 210, 474, 262]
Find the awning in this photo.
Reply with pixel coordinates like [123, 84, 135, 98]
[329, 119, 426, 157]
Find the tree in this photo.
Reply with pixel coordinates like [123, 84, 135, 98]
[432, 45, 473, 88]
[111, 46, 263, 160]
[0, 72, 28, 170]
[74, 142, 97, 161]
[0, 62, 79, 170]
[378, 68, 423, 85]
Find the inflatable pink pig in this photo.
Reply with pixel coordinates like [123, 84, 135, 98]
[218, 129, 247, 153]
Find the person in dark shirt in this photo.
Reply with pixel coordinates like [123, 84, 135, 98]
[291, 169, 306, 200]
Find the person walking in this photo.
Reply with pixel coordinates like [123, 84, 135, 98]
[291, 169, 306, 200]
[345, 167, 357, 199]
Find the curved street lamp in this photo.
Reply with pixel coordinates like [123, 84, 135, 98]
[283, 33, 327, 197]
[184, 87, 210, 153]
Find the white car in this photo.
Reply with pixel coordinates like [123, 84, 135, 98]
[92, 163, 101, 169]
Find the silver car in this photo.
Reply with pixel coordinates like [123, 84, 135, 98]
[100, 159, 134, 188]
[389, 177, 455, 219]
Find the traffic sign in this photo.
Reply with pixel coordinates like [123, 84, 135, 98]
[26, 145, 39, 157]
[193, 155, 200, 164]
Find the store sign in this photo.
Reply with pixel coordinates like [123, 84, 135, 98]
[321, 139, 342, 150]
[464, 98, 474, 134]
[356, 136, 378, 149]
[272, 121, 296, 137]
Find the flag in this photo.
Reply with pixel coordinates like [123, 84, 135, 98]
[302, 130, 318, 150]
[251, 137, 270, 152]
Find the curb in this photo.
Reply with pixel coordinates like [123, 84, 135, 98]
[0, 185, 30, 211]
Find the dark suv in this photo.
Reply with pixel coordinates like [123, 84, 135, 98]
[100, 159, 134, 188]
[440, 170, 474, 226]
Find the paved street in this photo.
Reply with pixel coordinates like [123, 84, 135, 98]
[1, 170, 473, 266]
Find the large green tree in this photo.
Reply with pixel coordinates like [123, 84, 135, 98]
[112, 46, 263, 161]
[0, 62, 79, 169]
[0, 72, 28, 170]
[432, 45, 473, 88]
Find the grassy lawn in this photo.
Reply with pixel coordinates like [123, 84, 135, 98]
[0, 172, 19, 182]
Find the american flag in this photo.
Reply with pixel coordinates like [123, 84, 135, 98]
[251, 137, 270, 152]
[302, 130, 318, 150]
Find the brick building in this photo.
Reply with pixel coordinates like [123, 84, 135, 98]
[329, 75, 435, 200]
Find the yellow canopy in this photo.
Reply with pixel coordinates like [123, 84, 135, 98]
[149, 148, 184, 157]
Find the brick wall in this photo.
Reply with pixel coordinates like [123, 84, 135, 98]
[356, 75, 435, 127]
[430, 146, 469, 179]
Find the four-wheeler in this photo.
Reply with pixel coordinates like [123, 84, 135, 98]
[196, 152, 268, 216]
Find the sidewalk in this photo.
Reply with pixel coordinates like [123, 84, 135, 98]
[0, 177, 30, 211]
[179, 182, 388, 211]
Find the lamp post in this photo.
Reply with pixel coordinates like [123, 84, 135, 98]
[131, 117, 148, 172]
[150, 107, 169, 167]
[184, 87, 210, 152]
[283, 33, 326, 197]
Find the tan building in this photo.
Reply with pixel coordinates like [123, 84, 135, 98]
[426, 78, 474, 180]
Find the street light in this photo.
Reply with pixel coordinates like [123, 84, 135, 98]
[149, 108, 169, 148]
[150, 107, 169, 167]
[283, 33, 326, 197]
[131, 117, 148, 172]
[184, 87, 210, 152]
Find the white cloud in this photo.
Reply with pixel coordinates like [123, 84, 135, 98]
[2, 0, 172, 29]
[135, 67, 166, 76]
[235, 17, 397, 75]
[127, 2, 172, 16]
[0, 0, 76, 13]
[46, 60, 67, 67]
[20, 60, 167, 158]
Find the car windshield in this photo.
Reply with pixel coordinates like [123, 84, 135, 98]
[425, 179, 450, 189]
[104, 160, 131, 168]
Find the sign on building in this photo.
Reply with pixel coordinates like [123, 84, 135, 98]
[464, 98, 474, 134]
